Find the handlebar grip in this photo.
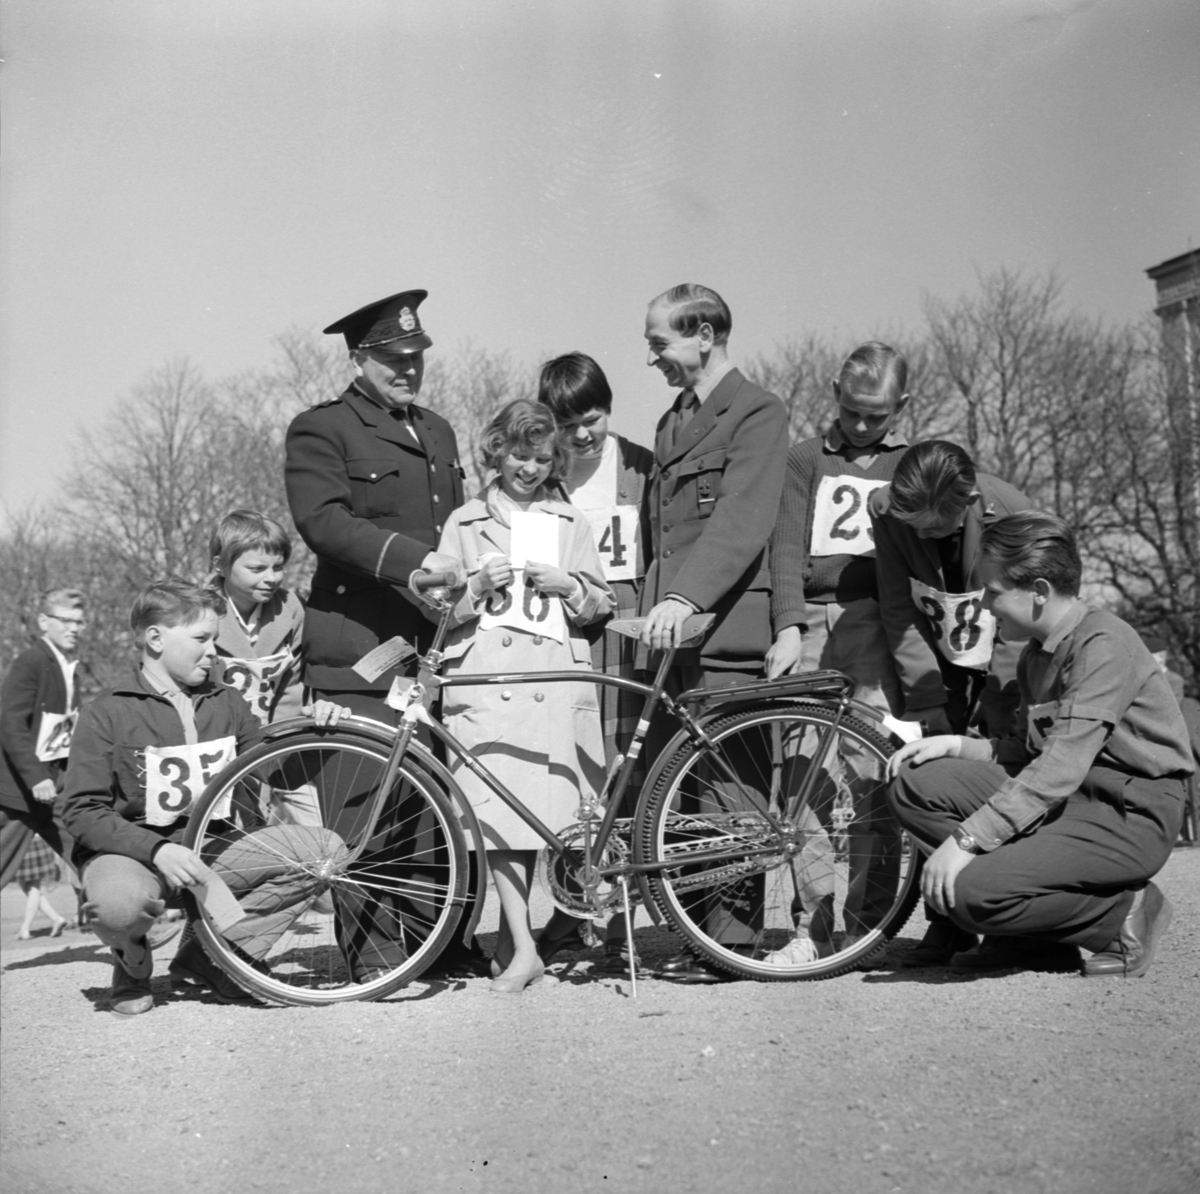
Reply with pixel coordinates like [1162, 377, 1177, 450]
[412, 571, 460, 593]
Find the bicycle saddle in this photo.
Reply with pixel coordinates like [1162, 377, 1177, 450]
[606, 614, 716, 647]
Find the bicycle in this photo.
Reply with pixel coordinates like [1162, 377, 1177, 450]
[183, 572, 921, 1004]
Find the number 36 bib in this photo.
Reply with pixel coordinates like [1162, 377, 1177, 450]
[143, 736, 237, 827]
[909, 579, 997, 670]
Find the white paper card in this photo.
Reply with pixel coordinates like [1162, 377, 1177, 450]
[909, 579, 997, 670]
[479, 512, 566, 643]
[809, 475, 887, 557]
[193, 869, 247, 931]
[143, 736, 238, 827]
[352, 636, 415, 684]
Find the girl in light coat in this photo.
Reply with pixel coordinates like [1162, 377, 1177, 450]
[432, 400, 614, 994]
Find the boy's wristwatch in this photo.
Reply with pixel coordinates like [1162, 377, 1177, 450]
[952, 826, 980, 853]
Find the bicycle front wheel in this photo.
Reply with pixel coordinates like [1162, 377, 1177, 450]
[637, 701, 919, 980]
[183, 731, 469, 1004]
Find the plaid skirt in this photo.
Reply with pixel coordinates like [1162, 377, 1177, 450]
[15, 833, 61, 888]
[592, 578, 646, 813]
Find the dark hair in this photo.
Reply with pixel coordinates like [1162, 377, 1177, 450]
[889, 440, 977, 525]
[536, 351, 613, 420]
[209, 509, 292, 578]
[479, 399, 571, 483]
[837, 341, 908, 399]
[130, 579, 226, 637]
[650, 284, 732, 346]
[38, 588, 85, 617]
[979, 511, 1082, 596]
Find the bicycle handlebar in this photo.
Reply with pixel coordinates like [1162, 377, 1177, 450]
[412, 570, 461, 593]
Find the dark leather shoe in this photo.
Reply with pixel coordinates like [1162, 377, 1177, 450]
[1084, 883, 1173, 978]
[423, 940, 491, 980]
[170, 938, 260, 1004]
[535, 917, 589, 964]
[655, 949, 740, 984]
[109, 958, 154, 1017]
[900, 921, 978, 967]
[950, 935, 1081, 973]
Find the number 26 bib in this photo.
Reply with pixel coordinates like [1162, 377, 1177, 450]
[909, 579, 997, 670]
[143, 736, 237, 827]
[809, 475, 887, 557]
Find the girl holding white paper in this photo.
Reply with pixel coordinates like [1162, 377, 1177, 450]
[431, 400, 614, 994]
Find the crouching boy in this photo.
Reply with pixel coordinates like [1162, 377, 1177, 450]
[886, 513, 1192, 977]
[61, 580, 343, 1015]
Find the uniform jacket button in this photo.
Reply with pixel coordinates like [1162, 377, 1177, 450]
[501, 691, 512, 701]
[534, 693, 544, 702]
[502, 636, 513, 647]
[369, 472, 377, 479]
[431, 462, 437, 472]
[664, 549, 673, 557]
[433, 494, 440, 503]
[336, 584, 346, 594]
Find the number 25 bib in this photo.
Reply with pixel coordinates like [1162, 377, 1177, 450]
[218, 651, 293, 723]
[143, 736, 237, 827]
[809, 475, 887, 557]
[909, 579, 997, 670]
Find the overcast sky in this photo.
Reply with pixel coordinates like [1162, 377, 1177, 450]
[2, 0, 1197, 514]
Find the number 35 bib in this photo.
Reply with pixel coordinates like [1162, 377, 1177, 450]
[809, 475, 887, 557]
[909, 579, 997, 670]
[143, 736, 237, 827]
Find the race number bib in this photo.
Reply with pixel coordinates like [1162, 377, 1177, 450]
[478, 579, 566, 643]
[1025, 701, 1057, 755]
[36, 710, 78, 762]
[809, 475, 887, 557]
[580, 505, 641, 582]
[909, 579, 997, 670]
[218, 652, 293, 723]
[143, 736, 237, 827]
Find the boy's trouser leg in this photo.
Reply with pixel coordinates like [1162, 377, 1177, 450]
[889, 758, 1184, 951]
[208, 826, 343, 960]
[81, 854, 167, 974]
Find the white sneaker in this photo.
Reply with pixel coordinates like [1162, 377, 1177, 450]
[762, 936, 822, 966]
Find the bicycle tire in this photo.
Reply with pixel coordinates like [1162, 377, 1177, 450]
[182, 731, 469, 1005]
[637, 700, 920, 981]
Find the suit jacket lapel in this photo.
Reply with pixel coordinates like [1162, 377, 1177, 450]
[659, 368, 743, 466]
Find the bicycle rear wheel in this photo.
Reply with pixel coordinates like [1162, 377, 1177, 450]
[637, 701, 919, 980]
[183, 731, 469, 1004]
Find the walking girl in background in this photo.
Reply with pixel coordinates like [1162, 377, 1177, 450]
[536, 351, 653, 972]
[430, 400, 614, 994]
[15, 831, 69, 939]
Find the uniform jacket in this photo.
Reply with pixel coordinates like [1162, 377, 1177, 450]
[211, 586, 306, 723]
[869, 472, 1031, 719]
[285, 383, 465, 692]
[60, 668, 262, 871]
[640, 367, 788, 664]
[0, 639, 77, 813]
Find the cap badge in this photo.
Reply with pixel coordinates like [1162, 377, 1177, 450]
[399, 307, 416, 332]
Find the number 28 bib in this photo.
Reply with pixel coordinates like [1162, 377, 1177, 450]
[909, 579, 997, 670]
[143, 736, 238, 827]
[809, 475, 887, 557]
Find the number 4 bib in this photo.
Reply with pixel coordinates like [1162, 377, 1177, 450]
[143, 737, 237, 827]
[580, 505, 641, 582]
[909, 579, 997, 670]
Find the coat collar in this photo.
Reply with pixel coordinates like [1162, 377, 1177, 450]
[655, 367, 746, 466]
[342, 384, 428, 455]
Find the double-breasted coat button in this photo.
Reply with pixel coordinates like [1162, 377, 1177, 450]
[502, 636, 513, 647]
[532, 636, 543, 646]
[501, 691, 512, 701]
[534, 693, 544, 702]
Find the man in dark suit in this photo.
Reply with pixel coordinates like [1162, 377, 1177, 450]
[285, 289, 485, 979]
[639, 283, 789, 981]
[0, 589, 85, 889]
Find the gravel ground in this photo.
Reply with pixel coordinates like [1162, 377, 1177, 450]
[2, 850, 1198, 1194]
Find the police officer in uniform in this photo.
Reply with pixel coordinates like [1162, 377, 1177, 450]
[285, 289, 485, 979]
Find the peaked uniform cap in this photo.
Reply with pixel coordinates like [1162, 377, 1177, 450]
[323, 289, 433, 352]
